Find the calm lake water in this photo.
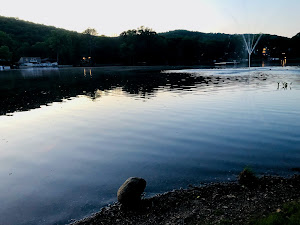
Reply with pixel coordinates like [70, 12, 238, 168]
[0, 66, 300, 225]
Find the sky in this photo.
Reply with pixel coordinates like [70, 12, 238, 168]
[0, 0, 299, 37]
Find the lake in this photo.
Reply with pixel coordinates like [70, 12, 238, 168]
[0, 66, 300, 225]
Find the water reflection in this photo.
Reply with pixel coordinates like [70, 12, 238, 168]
[1, 67, 300, 225]
[1, 68, 208, 115]
[0, 67, 297, 116]
[20, 67, 60, 77]
[83, 68, 93, 78]
[281, 57, 287, 67]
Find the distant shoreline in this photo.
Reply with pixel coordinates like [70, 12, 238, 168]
[72, 174, 300, 225]
[2, 63, 300, 73]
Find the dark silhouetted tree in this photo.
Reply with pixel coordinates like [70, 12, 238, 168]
[83, 28, 98, 58]
[0, 45, 12, 61]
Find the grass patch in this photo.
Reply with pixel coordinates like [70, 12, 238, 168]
[243, 166, 255, 175]
[214, 209, 224, 216]
[250, 201, 300, 225]
[238, 166, 258, 187]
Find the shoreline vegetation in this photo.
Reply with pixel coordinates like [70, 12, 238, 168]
[1, 16, 300, 67]
[71, 172, 300, 225]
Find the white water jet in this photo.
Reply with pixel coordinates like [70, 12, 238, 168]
[242, 33, 263, 68]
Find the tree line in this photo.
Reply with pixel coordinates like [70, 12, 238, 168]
[0, 16, 299, 66]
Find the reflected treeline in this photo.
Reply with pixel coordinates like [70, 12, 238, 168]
[0, 68, 275, 115]
[0, 68, 204, 115]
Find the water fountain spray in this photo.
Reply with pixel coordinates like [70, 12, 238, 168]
[242, 33, 263, 68]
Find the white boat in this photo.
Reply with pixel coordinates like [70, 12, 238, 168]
[19, 62, 58, 69]
[214, 61, 240, 65]
[0, 66, 11, 71]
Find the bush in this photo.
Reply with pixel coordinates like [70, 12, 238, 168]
[251, 201, 300, 225]
[238, 167, 258, 187]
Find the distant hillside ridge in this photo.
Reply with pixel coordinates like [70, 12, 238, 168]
[0, 16, 75, 44]
[0, 15, 299, 66]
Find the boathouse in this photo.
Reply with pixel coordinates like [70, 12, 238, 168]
[18, 57, 42, 64]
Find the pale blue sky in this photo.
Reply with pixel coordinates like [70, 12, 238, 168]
[0, 0, 299, 37]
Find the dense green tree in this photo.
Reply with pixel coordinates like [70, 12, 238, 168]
[31, 42, 50, 58]
[83, 28, 98, 36]
[120, 26, 167, 65]
[83, 28, 98, 59]
[0, 31, 14, 47]
[94, 37, 121, 64]
[47, 30, 72, 63]
[0, 45, 12, 61]
[290, 33, 300, 58]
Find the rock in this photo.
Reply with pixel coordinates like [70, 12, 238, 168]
[117, 177, 146, 206]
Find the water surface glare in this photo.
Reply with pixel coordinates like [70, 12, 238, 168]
[0, 67, 300, 224]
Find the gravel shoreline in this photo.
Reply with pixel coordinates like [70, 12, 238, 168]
[72, 174, 300, 225]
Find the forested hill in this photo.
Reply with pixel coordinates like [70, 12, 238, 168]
[160, 30, 230, 41]
[0, 15, 299, 66]
[0, 16, 71, 44]
[0, 16, 87, 64]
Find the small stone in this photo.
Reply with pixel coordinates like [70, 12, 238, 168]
[117, 177, 146, 206]
[226, 194, 236, 199]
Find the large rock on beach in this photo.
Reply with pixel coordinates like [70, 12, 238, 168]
[117, 177, 146, 206]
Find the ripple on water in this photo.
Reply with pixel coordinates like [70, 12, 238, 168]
[1, 67, 300, 224]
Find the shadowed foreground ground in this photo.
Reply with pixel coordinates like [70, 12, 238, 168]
[72, 175, 300, 225]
